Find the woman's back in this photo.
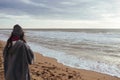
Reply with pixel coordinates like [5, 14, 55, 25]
[3, 25, 34, 80]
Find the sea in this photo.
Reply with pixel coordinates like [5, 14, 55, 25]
[0, 29, 120, 77]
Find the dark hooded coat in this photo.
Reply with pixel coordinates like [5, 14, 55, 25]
[3, 40, 34, 80]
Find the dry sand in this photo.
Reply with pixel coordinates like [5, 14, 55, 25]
[0, 40, 120, 80]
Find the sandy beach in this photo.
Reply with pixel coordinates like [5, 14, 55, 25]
[0, 40, 120, 80]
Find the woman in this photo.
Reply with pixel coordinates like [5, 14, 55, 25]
[3, 24, 34, 80]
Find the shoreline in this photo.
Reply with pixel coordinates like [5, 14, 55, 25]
[0, 40, 120, 80]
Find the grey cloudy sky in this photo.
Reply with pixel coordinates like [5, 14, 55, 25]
[0, 0, 120, 28]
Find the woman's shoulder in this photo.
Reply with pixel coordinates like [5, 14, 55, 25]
[16, 40, 24, 43]
[15, 40, 26, 46]
[16, 40, 30, 48]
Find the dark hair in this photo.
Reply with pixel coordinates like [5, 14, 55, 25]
[6, 24, 26, 51]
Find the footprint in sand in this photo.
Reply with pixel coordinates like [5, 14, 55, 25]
[34, 66, 38, 68]
[45, 62, 48, 64]
[68, 75, 73, 79]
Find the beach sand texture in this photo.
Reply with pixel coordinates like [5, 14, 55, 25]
[0, 40, 120, 80]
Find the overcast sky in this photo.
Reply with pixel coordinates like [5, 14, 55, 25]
[0, 0, 120, 29]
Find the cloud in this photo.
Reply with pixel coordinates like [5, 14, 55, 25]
[0, 0, 120, 20]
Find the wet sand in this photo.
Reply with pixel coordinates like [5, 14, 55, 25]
[0, 40, 120, 80]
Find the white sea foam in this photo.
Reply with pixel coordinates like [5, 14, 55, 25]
[28, 42, 120, 77]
